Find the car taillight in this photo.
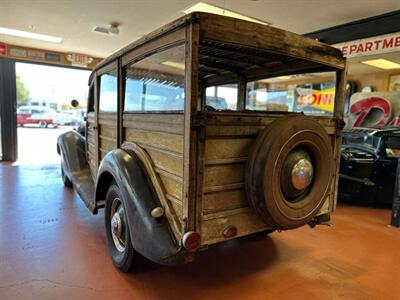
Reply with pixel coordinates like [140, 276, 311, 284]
[223, 225, 237, 238]
[182, 232, 201, 252]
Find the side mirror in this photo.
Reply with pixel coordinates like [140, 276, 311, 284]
[71, 99, 79, 108]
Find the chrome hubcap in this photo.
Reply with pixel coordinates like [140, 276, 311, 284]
[110, 198, 126, 252]
[281, 148, 314, 201]
[111, 212, 122, 238]
[291, 158, 314, 190]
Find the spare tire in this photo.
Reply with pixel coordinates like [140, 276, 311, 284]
[246, 115, 333, 229]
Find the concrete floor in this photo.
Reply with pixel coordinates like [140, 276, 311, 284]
[0, 162, 399, 300]
[17, 126, 72, 165]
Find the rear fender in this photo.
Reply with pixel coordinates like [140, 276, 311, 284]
[96, 148, 184, 265]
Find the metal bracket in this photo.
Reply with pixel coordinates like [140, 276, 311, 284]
[308, 213, 332, 228]
[334, 117, 346, 131]
[191, 114, 207, 140]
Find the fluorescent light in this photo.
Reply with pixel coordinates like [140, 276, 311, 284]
[0, 27, 63, 43]
[162, 61, 185, 70]
[361, 59, 400, 70]
[275, 76, 291, 80]
[184, 2, 270, 25]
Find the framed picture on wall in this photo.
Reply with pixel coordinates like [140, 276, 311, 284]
[389, 74, 400, 92]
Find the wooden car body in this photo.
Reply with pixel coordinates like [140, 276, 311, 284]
[58, 12, 347, 266]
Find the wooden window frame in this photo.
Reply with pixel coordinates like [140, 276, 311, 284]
[122, 41, 186, 115]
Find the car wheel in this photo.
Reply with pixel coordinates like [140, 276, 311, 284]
[39, 121, 48, 128]
[61, 163, 73, 188]
[53, 123, 59, 128]
[105, 183, 136, 272]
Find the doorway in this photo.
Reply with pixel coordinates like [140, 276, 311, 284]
[15, 62, 90, 165]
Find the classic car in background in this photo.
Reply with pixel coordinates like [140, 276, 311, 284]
[338, 127, 400, 206]
[57, 13, 347, 271]
[17, 105, 63, 128]
[17, 105, 84, 128]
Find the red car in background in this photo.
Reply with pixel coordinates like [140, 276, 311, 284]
[17, 106, 62, 128]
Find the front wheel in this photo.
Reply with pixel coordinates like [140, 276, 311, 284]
[105, 183, 136, 272]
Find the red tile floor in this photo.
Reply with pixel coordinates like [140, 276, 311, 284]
[0, 162, 399, 300]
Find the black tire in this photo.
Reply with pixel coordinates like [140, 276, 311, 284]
[39, 121, 48, 128]
[61, 163, 73, 188]
[105, 183, 136, 272]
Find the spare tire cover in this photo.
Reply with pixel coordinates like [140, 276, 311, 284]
[246, 115, 333, 229]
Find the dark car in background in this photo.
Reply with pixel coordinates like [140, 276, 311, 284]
[339, 127, 400, 206]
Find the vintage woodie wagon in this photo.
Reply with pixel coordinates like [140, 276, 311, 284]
[58, 12, 347, 272]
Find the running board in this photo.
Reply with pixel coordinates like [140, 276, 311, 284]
[72, 168, 97, 213]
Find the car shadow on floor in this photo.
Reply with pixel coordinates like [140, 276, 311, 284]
[122, 233, 279, 296]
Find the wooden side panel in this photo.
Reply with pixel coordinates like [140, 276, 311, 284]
[98, 113, 118, 160]
[123, 113, 185, 227]
[200, 113, 338, 244]
[200, 209, 267, 245]
[86, 112, 97, 179]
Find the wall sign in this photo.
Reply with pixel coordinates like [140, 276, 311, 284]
[44, 52, 61, 62]
[347, 92, 400, 127]
[0, 43, 7, 56]
[389, 74, 400, 92]
[0, 42, 102, 68]
[27, 50, 45, 60]
[9, 47, 27, 58]
[66, 53, 93, 67]
[334, 32, 400, 58]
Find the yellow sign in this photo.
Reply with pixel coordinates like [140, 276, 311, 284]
[296, 87, 335, 112]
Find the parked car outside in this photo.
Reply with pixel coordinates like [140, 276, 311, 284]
[205, 96, 228, 110]
[339, 127, 400, 206]
[59, 109, 85, 126]
[17, 105, 63, 128]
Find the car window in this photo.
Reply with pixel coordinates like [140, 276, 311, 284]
[99, 70, 118, 112]
[342, 131, 380, 150]
[124, 45, 185, 112]
[245, 72, 336, 116]
[206, 84, 238, 110]
[386, 136, 400, 149]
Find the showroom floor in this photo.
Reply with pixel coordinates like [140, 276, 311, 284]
[0, 162, 399, 300]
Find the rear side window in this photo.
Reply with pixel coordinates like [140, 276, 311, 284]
[99, 70, 118, 112]
[124, 45, 185, 112]
[245, 72, 336, 116]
